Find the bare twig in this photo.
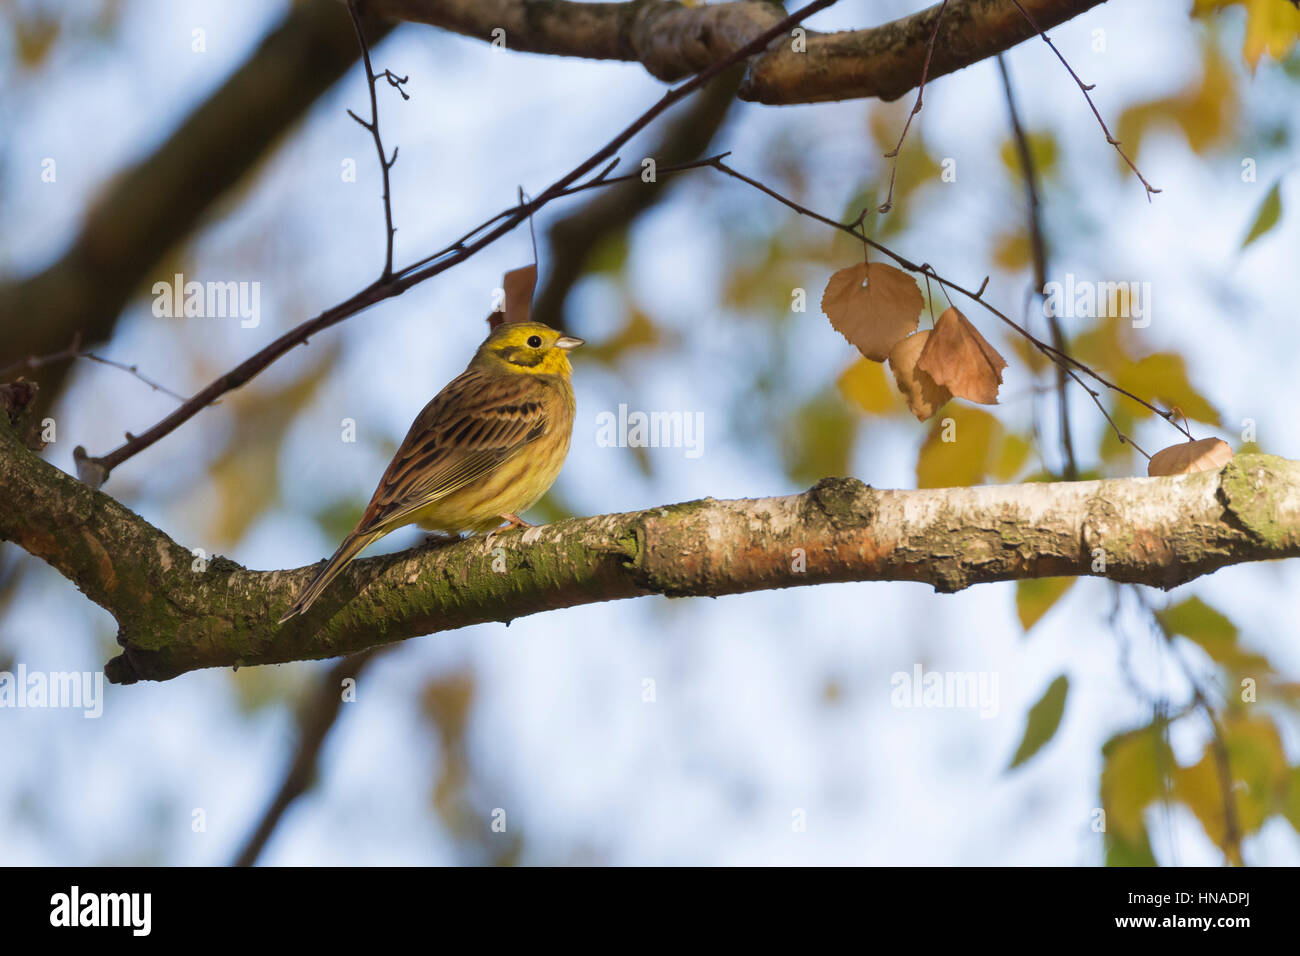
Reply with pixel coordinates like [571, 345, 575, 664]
[1007, 0, 1161, 200]
[875, 0, 949, 216]
[997, 54, 1077, 478]
[346, 0, 406, 279]
[73, 2, 840, 487]
[0, 333, 191, 405]
[704, 156, 1186, 453]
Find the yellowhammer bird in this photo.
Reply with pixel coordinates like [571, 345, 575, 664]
[279, 320, 582, 622]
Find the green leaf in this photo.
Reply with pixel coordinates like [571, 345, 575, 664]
[1156, 595, 1236, 643]
[1174, 714, 1288, 860]
[1008, 674, 1069, 770]
[1101, 723, 1174, 844]
[1106, 826, 1159, 867]
[782, 394, 856, 487]
[1283, 766, 1300, 833]
[1242, 178, 1283, 249]
[1015, 577, 1076, 632]
[1155, 596, 1272, 675]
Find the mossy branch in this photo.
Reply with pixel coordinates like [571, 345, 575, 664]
[3, 415, 1299, 684]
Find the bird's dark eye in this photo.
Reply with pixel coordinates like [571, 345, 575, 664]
[526, 335, 543, 349]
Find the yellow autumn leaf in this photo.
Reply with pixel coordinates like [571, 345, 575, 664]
[916, 405, 999, 489]
[15, 14, 60, 69]
[1174, 713, 1288, 857]
[1016, 577, 1076, 632]
[992, 232, 1032, 272]
[991, 432, 1032, 481]
[837, 357, 897, 414]
[1195, 0, 1300, 68]
[1101, 725, 1174, 845]
[1116, 352, 1221, 425]
[999, 130, 1059, 180]
[1098, 403, 1138, 465]
[1243, 0, 1300, 66]
[1116, 44, 1235, 159]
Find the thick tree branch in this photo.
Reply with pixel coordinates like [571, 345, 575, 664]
[367, 0, 1107, 104]
[3, 416, 1298, 685]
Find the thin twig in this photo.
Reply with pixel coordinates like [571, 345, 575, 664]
[0, 333, 191, 404]
[346, 0, 405, 278]
[77, 2, 840, 485]
[1007, 0, 1160, 200]
[705, 156, 1183, 454]
[998, 54, 1077, 478]
[875, 0, 949, 216]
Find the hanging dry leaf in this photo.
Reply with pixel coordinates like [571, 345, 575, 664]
[917, 306, 1008, 405]
[487, 264, 538, 330]
[503, 265, 537, 323]
[1147, 437, 1234, 477]
[888, 331, 951, 421]
[821, 262, 922, 362]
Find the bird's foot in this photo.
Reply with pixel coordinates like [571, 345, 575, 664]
[484, 515, 531, 550]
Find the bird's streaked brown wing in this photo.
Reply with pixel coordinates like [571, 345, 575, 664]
[356, 366, 550, 534]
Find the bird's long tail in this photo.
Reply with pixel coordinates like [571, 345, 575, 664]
[279, 530, 380, 623]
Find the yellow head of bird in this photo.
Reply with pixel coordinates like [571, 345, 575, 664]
[475, 321, 583, 377]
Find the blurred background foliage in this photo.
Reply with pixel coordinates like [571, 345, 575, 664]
[2, 0, 1300, 865]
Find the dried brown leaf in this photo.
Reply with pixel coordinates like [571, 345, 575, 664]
[917, 306, 1008, 405]
[888, 331, 951, 421]
[821, 262, 922, 362]
[503, 265, 538, 324]
[1147, 437, 1234, 477]
[487, 265, 538, 330]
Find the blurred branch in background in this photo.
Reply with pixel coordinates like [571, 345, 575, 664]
[0, 1, 392, 420]
[3, 408, 1298, 685]
[997, 54, 1077, 480]
[233, 649, 378, 867]
[368, 0, 1107, 104]
[532, 64, 742, 328]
